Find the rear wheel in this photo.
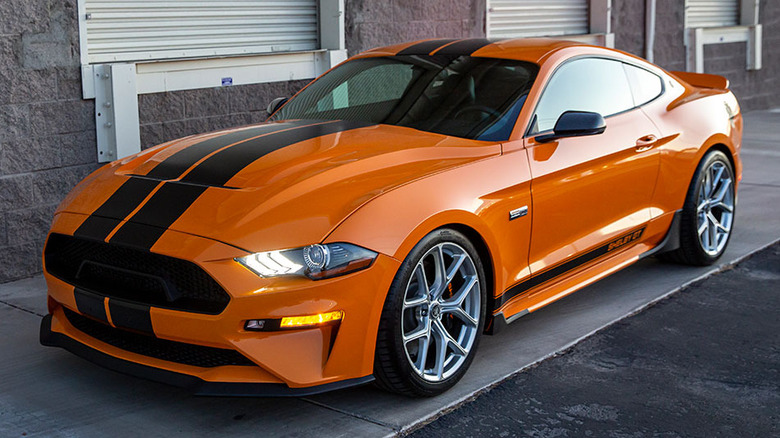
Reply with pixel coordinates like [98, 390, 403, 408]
[374, 228, 486, 397]
[661, 150, 735, 265]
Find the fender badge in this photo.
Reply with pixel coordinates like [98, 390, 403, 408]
[509, 206, 528, 221]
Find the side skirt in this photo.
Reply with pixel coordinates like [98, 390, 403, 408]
[487, 211, 683, 335]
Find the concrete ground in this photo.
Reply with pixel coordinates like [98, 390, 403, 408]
[0, 110, 778, 437]
[412, 242, 780, 437]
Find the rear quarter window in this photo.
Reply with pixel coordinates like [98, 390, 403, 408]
[623, 64, 664, 106]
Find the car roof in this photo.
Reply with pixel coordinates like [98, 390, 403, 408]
[354, 38, 590, 64]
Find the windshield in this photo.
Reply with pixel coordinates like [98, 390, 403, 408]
[271, 55, 539, 141]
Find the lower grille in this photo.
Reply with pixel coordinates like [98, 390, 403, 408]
[64, 308, 255, 368]
[45, 233, 230, 314]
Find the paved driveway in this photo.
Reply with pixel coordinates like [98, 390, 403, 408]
[412, 243, 780, 437]
[1, 111, 778, 437]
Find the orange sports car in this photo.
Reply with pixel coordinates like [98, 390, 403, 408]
[40, 38, 741, 397]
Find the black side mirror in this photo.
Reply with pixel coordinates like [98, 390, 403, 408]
[267, 97, 288, 115]
[535, 111, 606, 143]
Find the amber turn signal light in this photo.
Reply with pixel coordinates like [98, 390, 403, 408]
[245, 310, 344, 332]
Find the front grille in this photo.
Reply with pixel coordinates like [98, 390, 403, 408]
[45, 233, 229, 314]
[64, 308, 256, 368]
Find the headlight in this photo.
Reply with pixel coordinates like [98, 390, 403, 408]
[236, 243, 377, 280]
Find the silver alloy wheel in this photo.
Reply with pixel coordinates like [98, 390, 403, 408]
[401, 242, 480, 382]
[696, 160, 734, 256]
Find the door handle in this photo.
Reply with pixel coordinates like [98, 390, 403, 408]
[635, 134, 658, 152]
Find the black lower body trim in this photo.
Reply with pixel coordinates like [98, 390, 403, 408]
[639, 210, 683, 259]
[107, 299, 153, 334]
[74, 288, 108, 323]
[39, 314, 374, 397]
[490, 216, 683, 333]
[496, 226, 647, 308]
[488, 309, 529, 335]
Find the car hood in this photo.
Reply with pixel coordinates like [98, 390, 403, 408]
[60, 120, 500, 253]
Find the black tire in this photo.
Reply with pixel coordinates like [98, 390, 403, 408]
[373, 228, 487, 397]
[659, 150, 736, 266]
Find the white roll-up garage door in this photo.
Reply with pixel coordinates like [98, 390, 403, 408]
[685, 0, 739, 28]
[486, 0, 589, 39]
[83, 1, 319, 64]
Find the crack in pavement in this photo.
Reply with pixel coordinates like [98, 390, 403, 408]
[741, 182, 780, 188]
[300, 397, 399, 432]
[0, 299, 44, 317]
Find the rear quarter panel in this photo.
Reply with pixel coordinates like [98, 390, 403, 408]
[642, 76, 742, 217]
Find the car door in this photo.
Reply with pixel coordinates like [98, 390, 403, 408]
[524, 57, 661, 274]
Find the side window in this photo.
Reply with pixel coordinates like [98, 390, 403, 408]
[531, 58, 634, 134]
[623, 64, 663, 106]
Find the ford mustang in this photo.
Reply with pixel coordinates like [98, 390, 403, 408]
[40, 38, 741, 397]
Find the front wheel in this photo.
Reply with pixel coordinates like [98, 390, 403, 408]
[374, 228, 486, 397]
[661, 150, 736, 265]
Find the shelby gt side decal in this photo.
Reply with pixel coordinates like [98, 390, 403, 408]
[607, 228, 645, 252]
[495, 226, 647, 309]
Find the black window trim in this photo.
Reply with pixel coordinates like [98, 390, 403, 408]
[524, 55, 666, 138]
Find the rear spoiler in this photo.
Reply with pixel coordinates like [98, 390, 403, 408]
[670, 71, 729, 90]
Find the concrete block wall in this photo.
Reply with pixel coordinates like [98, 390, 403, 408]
[345, 0, 485, 55]
[702, 0, 780, 111]
[138, 80, 311, 149]
[611, 0, 647, 58]
[651, 0, 687, 72]
[0, 0, 97, 282]
[612, 0, 779, 111]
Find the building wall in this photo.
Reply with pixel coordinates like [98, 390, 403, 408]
[138, 80, 311, 149]
[0, 0, 97, 282]
[345, 0, 485, 55]
[702, 0, 780, 111]
[0, 0, 777, 282]
[651, 0, 687, 72]
[611, 0, 647, 58]
[612, 0, 779, 111]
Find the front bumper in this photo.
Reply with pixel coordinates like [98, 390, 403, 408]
[40, 314, 374, 396]
[41, 212, 401, 393]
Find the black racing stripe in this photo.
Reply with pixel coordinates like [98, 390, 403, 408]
[74, 288, 108, 323]
[144, 122, 307, 180]
[496, 227, 646, 308]
[181, 120, 374, 187]
[74, 178, 160, 240]
[397, 39, 459, 56]
[75, 122, 306, 243]
[109, 120, 373, 251]
[106, 221, 169, 252]
[73, 216, 122, 242]
[434, 38, 493, 56]
[108, 183, 207, 250]
[108, 299, 154, 335]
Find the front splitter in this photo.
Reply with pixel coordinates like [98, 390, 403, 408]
[39, 314, 374, 397]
